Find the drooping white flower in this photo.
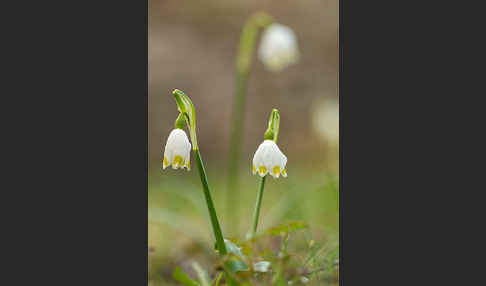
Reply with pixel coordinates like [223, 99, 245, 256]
[162, 129, 191, 170]
[258, 23, 300, 72]
[252, 140, 287, 178]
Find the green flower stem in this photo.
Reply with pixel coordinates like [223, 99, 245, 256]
[227, 12, 273, 234]
[226, 70, 247, 235]
[251, 109, 280, 237]
[194, 149, 227, 256]
[251, 175, 266, 236]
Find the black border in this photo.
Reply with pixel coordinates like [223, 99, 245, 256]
[6, 0, 149, 284]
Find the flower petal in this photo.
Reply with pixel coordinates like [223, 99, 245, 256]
[272, 166, 280, 178]
[258, 166, 267, 177]
[172, 155, 183, 169]
[163, 156, 169, 169]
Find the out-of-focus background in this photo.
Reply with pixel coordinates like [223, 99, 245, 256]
[149, 0, 338, 284]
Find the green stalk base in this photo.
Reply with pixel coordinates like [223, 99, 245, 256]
[251, 175, 266, 236]
[194, 149, 227, 256]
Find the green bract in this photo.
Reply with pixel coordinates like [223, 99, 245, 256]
[264, 108, 280, 142]
[174, 112, 186, 130]
[173, 89, 198, 150]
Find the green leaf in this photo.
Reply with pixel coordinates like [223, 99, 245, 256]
[223, 239, 249, 273]
[266, 221, 308, 236]
[224, 239, 245, 258]
[173, 267, 199, 286]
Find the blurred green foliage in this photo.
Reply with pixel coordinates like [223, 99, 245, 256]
[149, 167, 338, 285]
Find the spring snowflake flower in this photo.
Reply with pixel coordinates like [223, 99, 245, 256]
[162, 129, 191, 170]
[252, 140, 287, 178]
[258, 23, 299, 72]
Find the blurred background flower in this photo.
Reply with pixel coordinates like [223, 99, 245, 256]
[312, 96, 339, 146]
[258, 23, 300, 72]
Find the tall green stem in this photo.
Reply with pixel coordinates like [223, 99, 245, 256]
[251, 176, 266, 236]
[227, 70, 248, 235]
[251, 109, 280, 237]
[194, 149, 227, 256]
[227, 12, 273, 235]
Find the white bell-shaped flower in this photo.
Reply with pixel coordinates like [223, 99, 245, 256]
[162, 129, 191, 170]
[258, 23, 299, 72]
[252, 140, 288, 178]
